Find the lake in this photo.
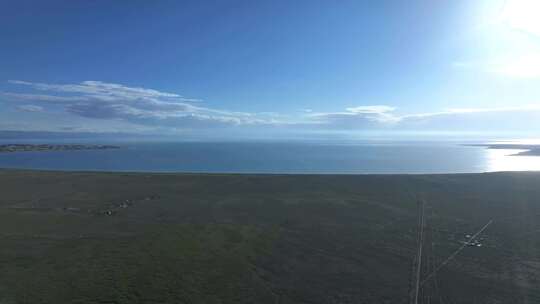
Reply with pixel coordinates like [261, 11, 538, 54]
[0, 141, 539, 174]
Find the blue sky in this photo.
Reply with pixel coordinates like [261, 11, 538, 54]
[1, 0, 540, 138]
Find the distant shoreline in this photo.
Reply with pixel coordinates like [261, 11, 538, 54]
[465, 143, 540, 156]
[0, 144, 120, 153]
[1, 142, 538, 174]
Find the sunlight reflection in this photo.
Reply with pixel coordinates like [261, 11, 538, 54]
[486, 148, 540, 172]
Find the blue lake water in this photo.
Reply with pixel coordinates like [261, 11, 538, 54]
[0, 141, 539, 174]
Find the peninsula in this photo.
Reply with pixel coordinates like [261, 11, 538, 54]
[467, 143, 540, 156]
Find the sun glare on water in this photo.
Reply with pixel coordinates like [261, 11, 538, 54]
[486, 149, 540, 172]
[485, 139, 540, 172]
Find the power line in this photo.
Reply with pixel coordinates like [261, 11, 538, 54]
[412, 200, 426, 304]
[419, 219, 493, 288]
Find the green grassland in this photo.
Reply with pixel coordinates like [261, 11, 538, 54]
[1, 170, 540, 303]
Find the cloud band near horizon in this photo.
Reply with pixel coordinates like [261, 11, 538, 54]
[2, 80, 540, 133]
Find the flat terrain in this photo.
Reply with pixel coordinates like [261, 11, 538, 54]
[1, 170, 540, 303]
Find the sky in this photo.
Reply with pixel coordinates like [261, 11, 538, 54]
[1, 0, 540, 140]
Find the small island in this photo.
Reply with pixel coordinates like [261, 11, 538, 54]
[0, 144, 120, 153]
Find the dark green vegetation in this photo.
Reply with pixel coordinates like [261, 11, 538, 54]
[1, 170, 540, 303]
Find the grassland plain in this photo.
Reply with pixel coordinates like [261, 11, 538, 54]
[1, 170, 540, 303]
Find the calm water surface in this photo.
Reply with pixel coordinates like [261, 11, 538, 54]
[0, 141, 539, 174]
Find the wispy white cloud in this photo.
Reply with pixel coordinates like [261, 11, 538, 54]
[303, 104, 540, 131]
[404, 104, 540, 119]
[345, 105, 396, 114]
[1, 91, 87, 102]
[7, 80, 193, 101]
[15, 104, 44, 112]
[3, 80, 280, 128]
[306, 105, 400, 128]
[3, 80, 540, 133]
[399, 105, 540, 132]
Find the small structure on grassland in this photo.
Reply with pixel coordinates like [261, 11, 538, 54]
[463, 234, 483, 247]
